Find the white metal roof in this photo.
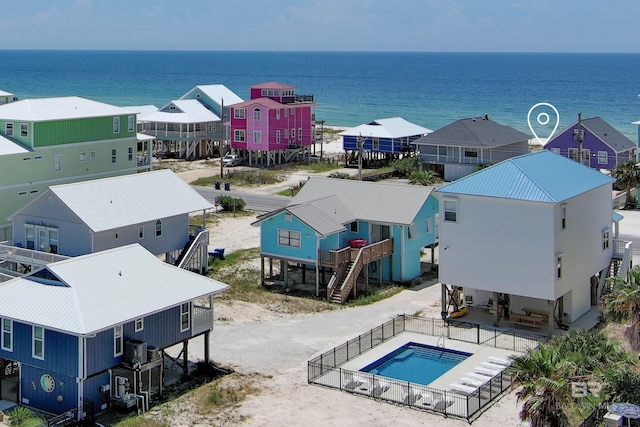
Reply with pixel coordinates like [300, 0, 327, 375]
[0, 90, 14, 98]
[182, 84, 244, 106]
[0, 134, 29, 155]
[21, 170, 213, 232]
[339, 117, 432, 139]
[290, 177, 434, 226]
[123, 105, 159, 116]
[0, 96, 136, 121]
[140, 99, 220, 123]
[0, 244, 229, 336]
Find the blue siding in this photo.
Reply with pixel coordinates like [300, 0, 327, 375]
[0, 322, 78, 377]
[21, 364, 77, 414]
[260, 212, 319, 262]
[82, 371, 111, 413]
[342, 135, 419, 154]
[86, 306, 193, 376]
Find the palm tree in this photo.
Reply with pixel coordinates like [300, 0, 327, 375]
[409, 170, 442, 186]
[602, 267, 640, 351]
[611, 160, 640, 208]
[509, 343, 572, 426]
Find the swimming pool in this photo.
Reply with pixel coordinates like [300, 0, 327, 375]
[361, 342, 471, 386]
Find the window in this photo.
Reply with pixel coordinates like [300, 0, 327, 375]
[49, 229, 58, 254]
[20, 123, 28, 137]
[23, 156, 32, 162]
[284, 129, 288, 139]
[444, 200, 458, 222]
[128, 115, 135, 132]
[180, 303, 190, 332]
[350, 221, 358, 232]
[234, 108, 246, 119]
[155, 219, 162, 237]
[568, 148, 578, 162]
[253, 109, 261, 120]
[598, 151, 608, 164]
[253, 131, 261, 143]
[426, 216, 433, 234]
[373, 138, 379, 150]
[79, 152, 86, 162]
[114, 325, 123, 356]
[128, 146, 134, 162]
[26, 227, 35, 249]
[54, 154, 61, 172]
[557, 255, 563, 279]
[90, 151, 96, 160]
[135, 318, 144, 333]
[284, 214, 292, 222]
[234, 130, 246, 142]
[550, 148, 560, 155]
[278, 229, 301, 248]
[5, 123, 13, 136]
[2, 318, 12, 351]
[408, 222, 419, 240]
[138, 225, 144, 239]
[298, 128, 302, 140]
[290, 108, 294, 116]
[284, 108, 288, 117]
[603, 228, 610, 251]
[113, 117, 120, 133]
[291, 129, 295, 139]
[34, 155, 43, 160]
[276, 130, 280, 143]
[561, 205, 567, 229]
[276, 109, 280, 120]
[33, 325, 44, 359]
[581, 149, 590, 166]
[111, 148, 117, 164]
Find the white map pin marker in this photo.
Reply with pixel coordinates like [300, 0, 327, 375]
[527, 102, 560, 145]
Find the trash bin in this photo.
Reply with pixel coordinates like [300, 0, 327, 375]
[214, 181, 220, 190]
[224, 182, 230, 191]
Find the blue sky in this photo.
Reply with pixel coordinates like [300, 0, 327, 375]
[2, 0, 639, 52]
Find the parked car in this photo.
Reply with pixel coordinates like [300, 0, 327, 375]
[222, 154, 244, 167]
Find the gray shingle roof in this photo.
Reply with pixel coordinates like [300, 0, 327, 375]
[290, 177, 433, 226]
[571, 117, 634, 153]
[414, 116, 530, 148]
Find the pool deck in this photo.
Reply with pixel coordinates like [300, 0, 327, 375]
[340, 332, 520, 392]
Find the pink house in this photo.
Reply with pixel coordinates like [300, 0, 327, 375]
[229, 82, 317, 166]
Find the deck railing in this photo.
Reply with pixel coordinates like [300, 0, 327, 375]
[0, 243, 70, 274]
[192, 305, 213, 336]
[308, 315, 544, 422]
[177, 229, 210, 274]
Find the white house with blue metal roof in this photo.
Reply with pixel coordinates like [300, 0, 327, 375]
[435, 150, 628, 332]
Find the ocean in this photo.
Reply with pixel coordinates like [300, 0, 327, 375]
[1, 50, 639, 139]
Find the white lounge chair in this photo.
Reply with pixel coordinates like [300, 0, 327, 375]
[459, 376, 484, 387]
[480, 361, 506, 371]
[450, 382, 477, 395]
[343, 375, 364, 390]
[433, 397, 455, 411]
[488, 356, 511, 366]
[371, 379, 390, 398]
[475, 366, 500, 377]
[466, 372, 492, 383]
[403, 387, 422, 405]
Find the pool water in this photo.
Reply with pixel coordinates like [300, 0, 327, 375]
[361, 343, 471, 386]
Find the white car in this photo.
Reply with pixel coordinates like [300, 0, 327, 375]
[222, 154, 243, 167]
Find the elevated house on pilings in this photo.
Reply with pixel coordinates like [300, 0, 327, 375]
[0, 244, 228, 421]
[251, 177, 438, 304]
[6, 170, 212, 275]
[228, 82, 318, 167]
[339, 117, 432, 167]
[435, 150, 631, 334]
[138, 84, 243, 160]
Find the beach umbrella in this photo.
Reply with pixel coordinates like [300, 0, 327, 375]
[608, 403, 640, 427]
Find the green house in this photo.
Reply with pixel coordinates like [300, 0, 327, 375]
[0, 96, 151, 240]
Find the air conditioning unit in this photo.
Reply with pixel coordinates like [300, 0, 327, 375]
[125, 340, 147, 365]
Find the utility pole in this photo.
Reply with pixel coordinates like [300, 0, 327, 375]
[357, 133, 364, 181]
[220, 97, 225, 179]
[574, 112, 584, 165]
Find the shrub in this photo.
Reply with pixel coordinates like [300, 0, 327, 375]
[328, 171, 351, 179]
[8, 406, 35, 426]
[218, 196, 246, 212]
[391, 156, 421, 177]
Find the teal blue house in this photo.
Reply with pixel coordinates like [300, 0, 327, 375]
[253, 177, 438, 303]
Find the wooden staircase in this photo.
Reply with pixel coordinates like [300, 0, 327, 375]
[326, 239, 393, 304]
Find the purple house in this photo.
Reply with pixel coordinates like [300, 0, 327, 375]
[544, 116, 636, 170]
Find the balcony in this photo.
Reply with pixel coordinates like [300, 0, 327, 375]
[192, 305, 213, 336]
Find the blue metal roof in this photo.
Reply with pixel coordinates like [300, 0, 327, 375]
[436, 150, 615, 202]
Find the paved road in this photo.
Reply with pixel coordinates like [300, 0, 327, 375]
[194, 186, 290, 212]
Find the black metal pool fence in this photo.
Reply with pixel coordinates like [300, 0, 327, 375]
[307, 315, 544, 422]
